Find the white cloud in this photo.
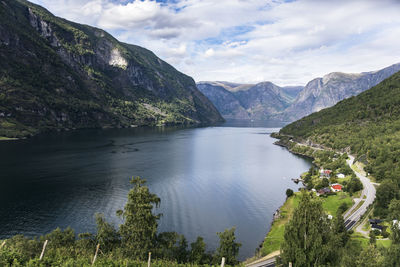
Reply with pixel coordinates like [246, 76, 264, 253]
[30, 0, 400, 86]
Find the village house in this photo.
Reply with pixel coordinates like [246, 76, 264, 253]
[336, 173, 345, 178]
[320, 168, 332, 178]
[317, 187, 331, 196]
[370, 219, 384, 232]
[330, 183, 342, 192]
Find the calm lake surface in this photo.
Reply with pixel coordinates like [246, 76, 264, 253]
[0, 122, 311, 259]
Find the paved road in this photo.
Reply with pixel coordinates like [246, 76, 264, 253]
[246, 154, 376, 267]
[246, 257, 275, 267]
[343, 155, 376, 230]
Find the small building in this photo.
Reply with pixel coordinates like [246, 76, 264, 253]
[371, 224, 383, 231]
[317, 187, 331, 196]
[337, 173, 345, 179]
[369, 219, 383, 224]
[320, 168, 332, 178]
[331, 183, 343, 192]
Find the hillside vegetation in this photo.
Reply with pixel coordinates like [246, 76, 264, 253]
[279, 70, 400, 216]
[0, 0, 223, 138]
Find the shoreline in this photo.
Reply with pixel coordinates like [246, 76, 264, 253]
[256, 132, 353, 260]
[0, 121, 225, 142]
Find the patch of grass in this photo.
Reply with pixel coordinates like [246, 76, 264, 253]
[350, 232, 370, 248]
[362, 220, 371, 231]
[321, 192, 353, 215]
[377, 239, 392, 248]
[261, 191, 351, 256]
[260, 193, 301, 256]
[350, 232, 391, 249]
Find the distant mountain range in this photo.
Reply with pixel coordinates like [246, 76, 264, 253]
[0, 0, 223, 138]
[198, 63, 400, 122]
[197, 81, 303, 120]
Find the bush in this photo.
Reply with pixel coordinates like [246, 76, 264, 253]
[286, 189, 294, 198]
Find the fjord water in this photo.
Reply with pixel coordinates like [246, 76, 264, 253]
[0, 123, 311, 259]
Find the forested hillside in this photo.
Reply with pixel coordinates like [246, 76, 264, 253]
[0, 0, 223, 138]
[279, 70, 400, 216]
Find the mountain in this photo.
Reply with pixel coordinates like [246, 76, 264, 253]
[278, 63, 400, 121]
[276, 70, 400, 216]
[0, 0, 223, 138]
[197, 81, 301, 120]
[199, 64, 400, 123]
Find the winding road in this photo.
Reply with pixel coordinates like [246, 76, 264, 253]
[246, 153, 377, 267]
[343, 155, 376, 230]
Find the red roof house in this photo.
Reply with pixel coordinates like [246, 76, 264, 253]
[331, 184, 342, 192]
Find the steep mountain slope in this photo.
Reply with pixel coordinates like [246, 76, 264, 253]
[0, 0, 223, 138]
[277, 70, 400, 216]
[279, 63, 400, 121]
[279, 70, 400, 180]
[197, 81, 299, 120]
[196, 82, 249, 119]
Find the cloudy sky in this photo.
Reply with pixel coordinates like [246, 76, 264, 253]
[30, 0, 400, 85]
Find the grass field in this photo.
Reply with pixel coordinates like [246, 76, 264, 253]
[350, 232, 392, 249]
[261, 191, 354, 256]
[260, 194, 301, 256]
[321, 192, 353, 215]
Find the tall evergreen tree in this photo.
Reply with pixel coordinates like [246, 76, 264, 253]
[214, 227, 241, 265]
[117, 177, 161, 259]
[281, 191, 335, 266]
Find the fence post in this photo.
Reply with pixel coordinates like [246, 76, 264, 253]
[0, 240, 5, 249]
[39, 240, 48, 260]
[220, 257, 225, 267]
[147, 252, 151, 267]
[92, 243, 100, 265]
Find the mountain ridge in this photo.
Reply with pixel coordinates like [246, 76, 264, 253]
[198, 63, 400, 122]
[0, 0, 223, 138]
[197, 81, 302, 121]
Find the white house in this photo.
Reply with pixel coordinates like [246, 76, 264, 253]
[337, 173, 345, 179]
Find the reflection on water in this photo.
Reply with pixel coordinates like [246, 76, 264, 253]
[0, 123, 310, 259]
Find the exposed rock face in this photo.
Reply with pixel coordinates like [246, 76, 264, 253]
[279, 63, 400, 121]
[196, 82, 250, 119]
[197, 81, 302, 121]
[0, 0, 223, 138]
[199, 64, 400, 123]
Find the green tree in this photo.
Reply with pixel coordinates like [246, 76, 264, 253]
[286, 188, 294, 198]
[117, 177, 161, 259]
[189, 236, 208, 264]
[384, 244, 400, 267]
[375, 179, 399, 216]
[174, 234, 189, 263]
[94, 213, 119, 251]
[369, 231, 376, 245]
[388, 199, 400, 220]
[214, 227, 241, 265]
[356, 245, 383, 267]
[281, 191, 335, 266]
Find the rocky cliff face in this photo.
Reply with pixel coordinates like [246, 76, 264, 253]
[0, 0, 223, 138]
[278, 63, 400, 121]
[196, 82, 249, 119]
[197, 81, 301, 121]
[199, 64, 400, 123]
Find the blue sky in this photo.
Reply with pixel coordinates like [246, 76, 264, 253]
[31, 0, 400, 85]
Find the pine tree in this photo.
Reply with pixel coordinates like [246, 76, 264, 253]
[281, 191, 335, 266]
